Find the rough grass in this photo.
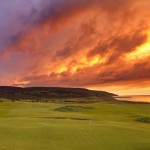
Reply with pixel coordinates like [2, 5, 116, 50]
[0, 102, 149, 150]
[55, 105, 94, 112]
[137, 117, 150, 123]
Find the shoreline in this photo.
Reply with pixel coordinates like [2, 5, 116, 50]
[114, 95, 150, 104]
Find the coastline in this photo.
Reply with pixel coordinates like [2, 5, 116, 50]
[114, 95, 150, 104]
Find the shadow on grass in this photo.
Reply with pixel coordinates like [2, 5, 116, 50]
[33, 116, 93, 121]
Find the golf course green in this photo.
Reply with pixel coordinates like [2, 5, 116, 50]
[0, 101, 150, 150]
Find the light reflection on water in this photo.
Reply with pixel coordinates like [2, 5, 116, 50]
[115, 95, 150, 103]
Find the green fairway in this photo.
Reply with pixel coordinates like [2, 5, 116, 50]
[0, 102, 150, 150]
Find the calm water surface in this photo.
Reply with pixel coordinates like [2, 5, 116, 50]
[115, 95, 150, 103]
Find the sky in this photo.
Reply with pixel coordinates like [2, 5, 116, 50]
[0, 0, 150, 95]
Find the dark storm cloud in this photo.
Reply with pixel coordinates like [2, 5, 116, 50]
[0, 0, 134, 50]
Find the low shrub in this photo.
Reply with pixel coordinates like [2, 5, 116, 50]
[55, 105, 94, 112]
[137, 117, 150, 123]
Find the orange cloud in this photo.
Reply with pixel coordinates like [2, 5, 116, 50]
[0, 0, 150, 94]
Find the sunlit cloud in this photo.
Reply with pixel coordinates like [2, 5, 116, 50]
[0, 0, 150, 94]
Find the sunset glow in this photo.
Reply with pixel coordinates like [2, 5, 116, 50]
[127, 31, 150, 60]
[0, 0, 150, 95]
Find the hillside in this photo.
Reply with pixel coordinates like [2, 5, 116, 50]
[0, 86, 117, 102]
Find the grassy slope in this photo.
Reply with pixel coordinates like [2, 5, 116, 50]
[0, 102, 150, 150]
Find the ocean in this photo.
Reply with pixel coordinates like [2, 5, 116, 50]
[115, 95, 150, 103]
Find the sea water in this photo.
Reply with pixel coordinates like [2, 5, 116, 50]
[115, 95, 150, 103]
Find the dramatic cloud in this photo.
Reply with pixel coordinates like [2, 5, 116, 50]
[0, 0, 150, 94]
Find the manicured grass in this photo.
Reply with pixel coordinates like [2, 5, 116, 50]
[0, 102, 150, 150]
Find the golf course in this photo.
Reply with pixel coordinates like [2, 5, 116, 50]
[1, 0, 150, 149]
[0, 101, 150, 150]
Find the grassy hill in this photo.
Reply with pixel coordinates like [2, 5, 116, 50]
[0, 86, 117, 102]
